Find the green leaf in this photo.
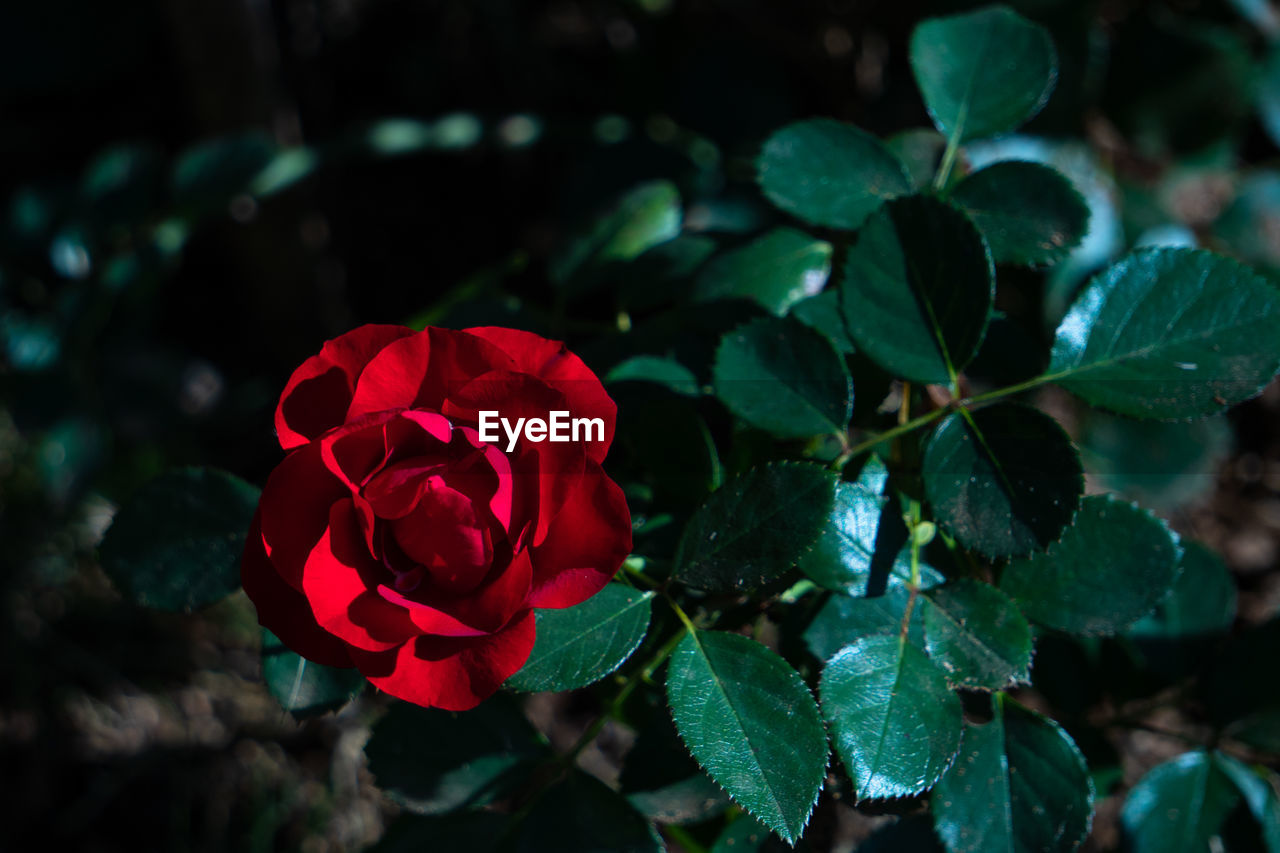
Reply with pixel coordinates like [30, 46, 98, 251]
[674, 462, 839, 592]
[840, 195, 994, 385]
[713, 316, 852, 439]
[796, 456, 890, 593]
[922, 404, 1083, 559]
[951, 161, 1089, 266]
[1215, 753, 1280, 853]
[693, 227, 832, 316]
[756, 119, 912, 230]
[551, 180, 682, 297]
[932, 696, 1094, 853]
[506, 584, 653, 693]
[1000, 495, 1182, 636]
[606, 356, 701, 396]
[261, 629, 364, 716]
[803, 573, 934, 662]
[1046, 248, 1280, 419]
[819, 635, 963, 800]
[789, 290, 854, 354]
[1120, 751, 1241, 853]
[516, 771, 663, 853]
[921, 580, 1033, 691]
[909, 6, 1057, 143]
[365, 696, 547, 815]
[100, 467, 260, 612]
[666, 631, 829, 843]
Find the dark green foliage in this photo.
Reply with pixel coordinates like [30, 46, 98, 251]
[100, 467, 259, 612]
[840, 195, 993, 386]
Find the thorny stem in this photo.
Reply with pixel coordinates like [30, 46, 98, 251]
[843, 371, 1056, 460]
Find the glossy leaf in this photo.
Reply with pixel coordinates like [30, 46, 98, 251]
[666, 631, 828, 843]
[796, 457, 891, 593]
[951, 161, 1089, 266]
[840, 195, 994, 385]
[261, 629, 364, 716]
[693, 227, 832, 315]
[932, 697, 1093, 853]
[551, 180, 681, 297]
[910, 7, 1057, 143]
[922, 404, 1083, 559]
[1120, 751, 1241, 853]
[921, 580, 1033, 690]
[506, 584, 653, 693]
[794, 457, 934, 600]
[675, 463, 838, 592]
[789, 290, 854, 354]
[100, 467, 260, 612]
[1047, 248, 1280, 419]
[516, 771, 663, 853]
[713, 316, 852, 439]
[1215, 753, 1280, 853]
[606, 356, 701, 396]
[365, 696, 547, 815]
[1000, 495, 1182, 636]
[819, 635, 963, 800]
[803, 560, 946, 662]
[757, 119, 912, 230]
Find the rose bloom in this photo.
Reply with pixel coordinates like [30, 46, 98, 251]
[241, 325, 632, 710]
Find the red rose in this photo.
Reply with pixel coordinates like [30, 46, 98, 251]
[242, 324, 632, 710]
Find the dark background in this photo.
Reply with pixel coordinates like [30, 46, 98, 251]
[3, 1, 1279, 850]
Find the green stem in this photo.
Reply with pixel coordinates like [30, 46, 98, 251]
[933, 133, 962, 192]
[844, 371, 1057, 460]
[899, 501, 924, 640]
[845, 407, 950, 458]
[962, 372, 1055, 407]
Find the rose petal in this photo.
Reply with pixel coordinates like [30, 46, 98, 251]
[350, 609, 536, 710]
[301, 500, 418, 652]
[241, 512, 353, 668]
[276, 325, 415, 450]
[528, 459, 631, 608]
[465, 326, 616, 462]
[442, 370, 586, 546]
[346, 328, 515, 421]
[259, 442, 349, 589]
[392, 479, 493, 593]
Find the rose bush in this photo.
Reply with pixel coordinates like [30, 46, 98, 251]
[241, 324, 631, 710]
